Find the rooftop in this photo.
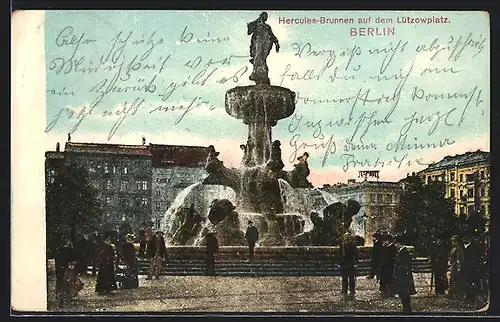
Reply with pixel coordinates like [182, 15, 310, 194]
[149, 143, 209, 168]
[420, 150, 489, 172]
[323, 180, 401, 191]
[64, 142, 152, 156]
[49, 142, 209, 167]
[45, 151, 64, 159]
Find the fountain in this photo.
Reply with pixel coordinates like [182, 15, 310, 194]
[160, 12, 366, 248]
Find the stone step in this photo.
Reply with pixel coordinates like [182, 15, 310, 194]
[88, 258, 431, 276]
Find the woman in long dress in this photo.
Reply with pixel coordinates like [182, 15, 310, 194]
[95, 232, 117, 294]
[55, 237, 83, 304]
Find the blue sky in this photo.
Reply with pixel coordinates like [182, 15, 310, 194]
[44, 10, 490, 185]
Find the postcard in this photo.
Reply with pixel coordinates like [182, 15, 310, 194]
[11, 10, 490, 314]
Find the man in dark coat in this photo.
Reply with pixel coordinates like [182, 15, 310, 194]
[339, 232, 358, 298]
[379, 234, 397, 298]
[431, 239, 449, 295]
[138, 226, 146, 258]
[245, 221, 259, 260]
[367, 230, 382, 279]
[205, 231, 219, 276]
[463, 235, 483, 302]
[393, 234, 417, 314]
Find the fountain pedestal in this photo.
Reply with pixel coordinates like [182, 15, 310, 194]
[225, 85, 295, 166]
[225, 85, 296, 215]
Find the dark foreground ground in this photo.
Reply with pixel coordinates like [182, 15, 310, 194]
[56, 273, 489, 314]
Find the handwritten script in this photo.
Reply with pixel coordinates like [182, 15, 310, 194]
[45, 14, 489, 173]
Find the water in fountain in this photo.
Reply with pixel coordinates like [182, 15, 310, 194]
[160, 182, 237, 236]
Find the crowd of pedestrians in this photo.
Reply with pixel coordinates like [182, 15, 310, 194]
[54, 220, 489, 313]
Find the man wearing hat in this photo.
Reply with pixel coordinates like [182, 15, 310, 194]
[379, 233, 397, 298]
[367, 230, 383, 280]
[245, 220, 259, 260]
[392, 234, 416, 313]
[339, 231, 358, 299]
[205, 231, 219, 276]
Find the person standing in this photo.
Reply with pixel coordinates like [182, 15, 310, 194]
[95, 231, 117, 294]
[448, 235, 464, 299]
[463, 235, 483, 302]
[245, 221, 259, 260]
[379, 234, 397, 298]
[367, 230, 382, 279]
[146, 231, 167, 280]
[431, 239, 449, 296]
[205, 232, 219, 276]
[121, 233, 139, 289]
[55, 237, 79, 304]
[138, 227, 146, 258]
[145, 221, 154, 244]
[392, 235, 417, 314]
[339, 232, 358, 299]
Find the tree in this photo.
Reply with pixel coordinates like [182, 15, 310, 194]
[46, 163, 103, 258]
[395, 174, 457, 256]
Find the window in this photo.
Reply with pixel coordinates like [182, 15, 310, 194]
[104, 163, 110, 174]
[106, 196, 112, 205]
[142, 181, 148, 190]
[120, 197, 127, 207]
[460, 190, 464, 198]
[467, 205, 475, 214]
[459, 174, 464, 182]
[450, 172, 456, 182]
[106, 180, 112, 189]
[370, 194, 376, 203]
[427, 176, 431, 184]
[480, 170, 485, 179]
[123, 166, 128, 174]
[48, 169, 56, 184]
[112, 165, 117, 174]
[480, 187, 485, 197]
[141, 197, 148, 206]
[450, 189, 456, 199]
[467, 188, 474, 199]
[481, 205, 486, 214]
[377, 194, 383, 203]
[120, 181, 127, 192]
[386, 194, 393, 203]
[155, 202, 162, 211]
[460, 207, 465, 215]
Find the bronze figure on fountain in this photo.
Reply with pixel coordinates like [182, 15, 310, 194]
[247, 12, 280, 85]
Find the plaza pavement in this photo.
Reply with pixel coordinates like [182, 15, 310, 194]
[57, 273, 488, 314]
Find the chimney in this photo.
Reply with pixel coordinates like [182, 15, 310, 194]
[142, 136, 146, 145]
[67, 133, 71, 142]
[56, 142, 60, 152]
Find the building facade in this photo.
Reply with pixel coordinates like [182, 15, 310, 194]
[321, 178, 402, 245]
[150, 144, 208, 228]
[64, 142, 153, 230]
[418, 150, 490, 218]
[45, 141, 208, 231]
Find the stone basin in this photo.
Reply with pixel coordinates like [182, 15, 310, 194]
[225, 85, 296, 126]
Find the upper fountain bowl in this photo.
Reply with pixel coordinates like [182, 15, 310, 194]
[225, 85, 296, 126]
